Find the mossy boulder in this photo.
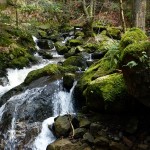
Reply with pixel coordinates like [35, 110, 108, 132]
[75, 48, 119, 93]
[84, 43, 100, 53]
[24, 64, 78, 85]
[120, 41, 150, 107]
[63, 56, 87, 70]
[120, 28, 148, 50]
[83, 73, 132, 113]
[54, 41, 68, 55]
[75, 31, 84, 38]
[67, 39, 83, 47]
[63, 73, 75, 90]
[106, 27, 122, 40]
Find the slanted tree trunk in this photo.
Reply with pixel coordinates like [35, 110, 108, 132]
[82, 0, 95, 37]
[132, 0, 147, 31]
[119, 0, 126, 33]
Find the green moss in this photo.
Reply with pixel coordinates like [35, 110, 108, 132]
[24, 64, 78, 85]
[54, 41, 68, 55]
[84, 73, 128, 112]
[120, 28, 148, 50]
[106, 27, 121, 40]
[67, 39, 83, 47]
[63, 56, 87, 69]
[76, 43, 119, 92]
[120, 41, 150, 69]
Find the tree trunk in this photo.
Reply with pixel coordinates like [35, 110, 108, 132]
[119, 0, 126, 33]
[133, 0, 146, 31]
[82, 0, 95, 37]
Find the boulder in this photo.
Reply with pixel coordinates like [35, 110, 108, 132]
[47, 139, 91, 150]
[63, 73, 75, 90]
[63, 56, 87, 70]
[54, 41, 68, 55]
[74, 128, 87, 139]
[53, 115, 71, 137]
[37, 39, 50, 49]
[119, 28, 148, 50]
[83, 132, 94, 144]
[94, 136, 109, 146]
[106, 27, 122, 40]
[67, 39, 83, 47]
[120, 41, 150, 107]
[84, 73, 134, 113]
[90, 122, 103, 137]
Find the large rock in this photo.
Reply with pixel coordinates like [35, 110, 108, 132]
[63, 56, 87, 70]
[83, 73, 134, 113]
[53, 115, 71, 137]
[120, 41, 150, 107]
[54, 41, 68, 55]
[46, 139, 90, 150]
[63, 73, 75, 91]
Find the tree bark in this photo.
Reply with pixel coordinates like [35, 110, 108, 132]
[133, 0, 147, 31]
[119, 0, 126, 33]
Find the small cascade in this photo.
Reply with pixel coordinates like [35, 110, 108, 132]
[5, 106, 17, 150]
[88, 53, 93, 61]
[32, 80, 77, 150]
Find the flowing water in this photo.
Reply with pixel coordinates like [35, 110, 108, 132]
[0, 36, 76, 149]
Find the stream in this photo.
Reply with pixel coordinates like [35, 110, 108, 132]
[0, 36, 76, 149]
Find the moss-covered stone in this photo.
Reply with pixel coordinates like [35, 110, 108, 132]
[106, 27, 122, 40]
[120, 41, 150, 107]
[84, 43, 100, 53]
[67, 39, 83, 47]
[83, 73, 131, 112]
[54, 41, 68, 55]
[63, 56, 87, 69]
[75, 31, 84, 38]
[63, 73, 75, 90]
[24, 64, 78, 85]
[119, 28, 148, 50]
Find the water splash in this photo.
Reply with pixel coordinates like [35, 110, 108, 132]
[32, 81, 77, 150]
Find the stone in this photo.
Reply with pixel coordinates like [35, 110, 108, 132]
[79, 118, 91, 128]
[63, 73, 75, 91]
[90, 122, 103, 137]
[74, 128, 87, 139]
[83, 132, 94, 144]
[54, 115, 71, 137]
[94, 136, 109, 146]
[109, 141, 127, 150]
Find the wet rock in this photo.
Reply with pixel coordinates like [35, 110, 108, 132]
[63, 55, 87, 70]
[74, 128, 87, 139]
[90, 122, 103, 137]
[54, 41, 68, 55]
[63, 73, 75, 91]
[38, 50, 53, 59]
[91, 52, 105, 60]
[79, 118, 91, 128]
[83, 132, 94, 144]
[53, 115, 71, 137]
[94, 136, 109, 146]
[47, 139, 90, 150]
[37, 39, 51, 49]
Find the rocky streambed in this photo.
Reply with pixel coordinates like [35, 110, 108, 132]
[0, 24, 150, 150]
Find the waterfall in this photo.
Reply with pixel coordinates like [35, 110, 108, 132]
[0, 35, 77, 150]
[32, 81, 77, 150]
